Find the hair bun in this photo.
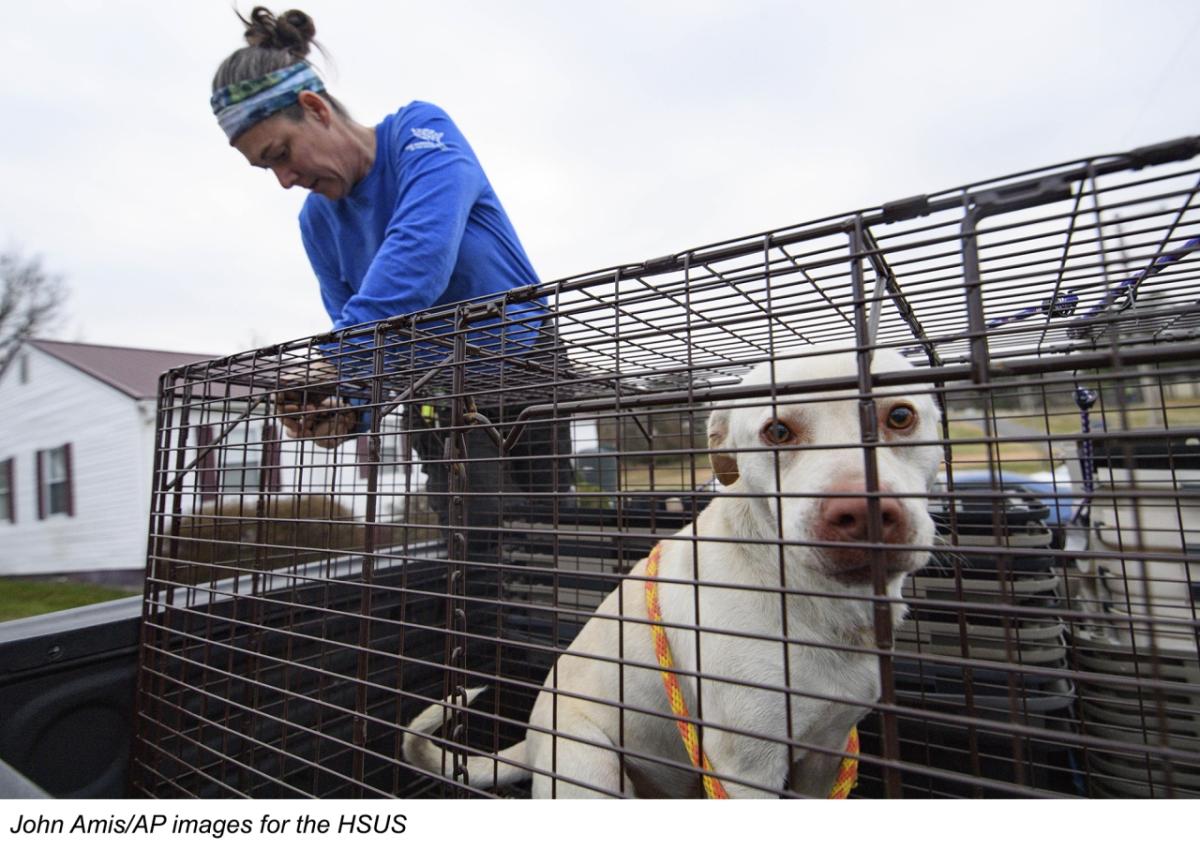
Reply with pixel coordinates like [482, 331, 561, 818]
[279, 10, 316, 44]
[242, 6, 317, 59]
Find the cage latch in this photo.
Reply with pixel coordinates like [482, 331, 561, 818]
[642, 254, 681, 274]
[462, 302, 502, 322]
[505, 283, 543, 304]
[881, 194, 931, 223]
[971, 174, 1073, 216]
[1129, 136, 1200, 169]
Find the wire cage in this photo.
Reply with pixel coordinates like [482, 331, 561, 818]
[132, 136, 1200, 799]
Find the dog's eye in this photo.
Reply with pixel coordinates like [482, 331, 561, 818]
[886, 404, 917, 431]
[761, 419, 795, 444]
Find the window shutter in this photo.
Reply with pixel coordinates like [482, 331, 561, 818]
[4, 458, 13, 523]
[197, 425, 218, 502]
[62, 442, 74, 517]
[261, 424, 281, 492]
[35, 449, 45, 520]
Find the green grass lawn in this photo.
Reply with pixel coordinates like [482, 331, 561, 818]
[0, 580, 139, 622]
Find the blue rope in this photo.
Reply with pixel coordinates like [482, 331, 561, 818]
[1071, 236, 1200, 331]
[978, 236, 1200, 335]
[1072, 386, 1098, 526]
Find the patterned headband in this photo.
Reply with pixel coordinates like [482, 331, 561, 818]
[210, 61, 326, 143]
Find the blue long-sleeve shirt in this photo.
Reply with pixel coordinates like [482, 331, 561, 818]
[299, 101, 541, 332]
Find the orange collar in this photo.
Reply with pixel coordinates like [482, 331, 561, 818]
[644, 543, 859, 799]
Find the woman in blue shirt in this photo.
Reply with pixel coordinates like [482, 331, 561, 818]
[298, 99, 542, 333]
[210, 7, 570, 554]
[212, 8, 542, 348]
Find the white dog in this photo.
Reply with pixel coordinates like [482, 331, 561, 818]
[403, 348, 943, 797]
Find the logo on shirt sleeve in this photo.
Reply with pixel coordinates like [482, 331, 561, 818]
[406, 128, 448, 151]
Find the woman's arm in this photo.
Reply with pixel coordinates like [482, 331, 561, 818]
[332, 110, 486, 330]
[300, 220, 354, 325]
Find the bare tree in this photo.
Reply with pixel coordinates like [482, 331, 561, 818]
[0, 249, 68, 373]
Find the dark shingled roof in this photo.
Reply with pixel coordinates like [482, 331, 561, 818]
[27, 339, 218, 399]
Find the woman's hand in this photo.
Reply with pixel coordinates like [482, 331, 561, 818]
[275, 392, 358, 448]
[274, 361, 359, 449]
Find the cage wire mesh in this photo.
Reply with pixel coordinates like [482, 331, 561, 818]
[132, 137, 1200, 798]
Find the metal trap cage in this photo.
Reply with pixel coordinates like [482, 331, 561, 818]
[132, 136, 1200, 798]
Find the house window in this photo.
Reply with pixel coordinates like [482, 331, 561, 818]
[196, 422, 262, 499]
[222, 420, 262, 494]
[37, 444, 73, 518]
[0, 458, 14, 523]
[19, 354, 29, 385]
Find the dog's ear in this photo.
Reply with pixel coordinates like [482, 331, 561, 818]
[707, 407, 740, 486]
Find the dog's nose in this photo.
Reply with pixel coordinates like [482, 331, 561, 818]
[816, 495, 906, 543]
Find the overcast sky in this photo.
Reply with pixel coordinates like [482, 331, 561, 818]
[2, 0, 1197, 357]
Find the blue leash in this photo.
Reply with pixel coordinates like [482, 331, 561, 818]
[976, 236, 1200, 335]
[1069, 235, 1200, 336]
[1072, 386, 1099, 526]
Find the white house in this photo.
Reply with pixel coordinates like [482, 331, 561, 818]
[0, 339, 418, 584]
[0, 340, 215, 583]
